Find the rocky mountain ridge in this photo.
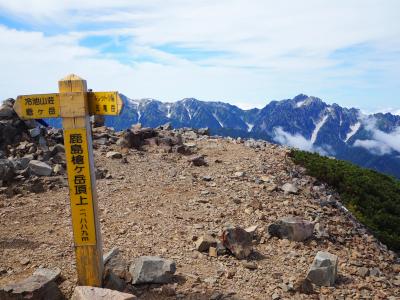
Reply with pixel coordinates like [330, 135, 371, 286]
[97, 94, 400, 179]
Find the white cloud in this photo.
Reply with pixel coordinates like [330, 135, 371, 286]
[0, 1, 399, 108]
[273, 127, 331, 155]
[353, 117, 400, 155]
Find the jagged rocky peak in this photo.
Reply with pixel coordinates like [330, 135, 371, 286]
[292, 94, 324, 108]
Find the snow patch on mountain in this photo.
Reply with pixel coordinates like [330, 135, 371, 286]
[166, 104, 172, 118]
[184, 104, 192, 120]
[311, 115, 329, 144]
[345, 122, 361, 142]
[212, 112, 224, 128]
[246, 122, 254, 132]
[296, 100, 307, 108]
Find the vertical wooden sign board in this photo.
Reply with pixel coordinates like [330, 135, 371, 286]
[59, 75, 103, 286]
[13, 74, 124, 287]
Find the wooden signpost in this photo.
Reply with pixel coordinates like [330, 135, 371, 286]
[13, 74, 124, 287]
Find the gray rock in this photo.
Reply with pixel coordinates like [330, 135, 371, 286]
[195, 235, 217, 252]
[0, 159, 15, 182]
[221, 226, 253, 259]
[13, 157, 31, 170]
[0, 101, 15, 118]
[234, 171, 245, 178]
[106, 151, 122, 159]
[71, 286, 136, 300]
[369, 267, 381, 277]
[0, 274, 63, 300]
[268, 217, 314, 241]
[295, 277, 314, 294]
[29, 128, 41, 138]
[197, 128, 209, 136]
[33, 267, 61, 282]
[358, 267, 369, 278]
[129, 256, 176, 284]
[281, 183, 299, 195]
[28, 160, 52, 176]
[188, 155, 207, 166]
[307, 251, 338, 286]
[103, 247, 120, 265]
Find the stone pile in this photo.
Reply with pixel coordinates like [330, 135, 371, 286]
[0, 100, 208, 197]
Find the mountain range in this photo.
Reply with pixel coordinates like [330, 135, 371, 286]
[51, 94, 400, 179]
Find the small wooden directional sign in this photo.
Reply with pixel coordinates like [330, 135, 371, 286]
[13, 74, 124, 287]
[14, 91, 123, 119]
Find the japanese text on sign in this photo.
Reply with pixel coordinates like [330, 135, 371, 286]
[16, 94, 61, 119]
[64, 128, 97, 246]
[87, 91, 120, 116]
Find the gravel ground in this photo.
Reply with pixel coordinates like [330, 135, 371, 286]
[1, 137, 399, 299]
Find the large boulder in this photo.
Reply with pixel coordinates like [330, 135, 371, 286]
[0, 159, 15, 182]
[220, 226, 253, 259]
[71, 286, 136, 300]
[28, 160, 52, 176]
[268, 217, 314, 242]
[0, 274, 63, 300]
[306, 251, 338, 286]
[129, 256, 176, 284]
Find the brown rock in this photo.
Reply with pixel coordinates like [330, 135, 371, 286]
[221, 226, 253, 259]
[0, 275, 63, 300]
[71, 286, 136, 300]
[195, 235, 217, 252]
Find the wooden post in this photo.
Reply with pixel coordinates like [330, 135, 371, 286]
[59, 74, 103, 286]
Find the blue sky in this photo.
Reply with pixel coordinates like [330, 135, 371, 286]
[0, 1, 399, 113]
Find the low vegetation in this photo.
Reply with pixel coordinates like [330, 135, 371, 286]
[290, 149, 400, 252]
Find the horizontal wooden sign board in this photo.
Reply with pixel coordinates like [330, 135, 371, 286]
[14, 91, 123, 119]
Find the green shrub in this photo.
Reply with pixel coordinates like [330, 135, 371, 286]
[290, 149, 400, 252]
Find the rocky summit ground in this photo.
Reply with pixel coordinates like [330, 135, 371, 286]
[0, 99, 399, 299]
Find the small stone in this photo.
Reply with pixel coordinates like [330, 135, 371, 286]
[358, 267, 369, 278]
[315, 223, 329, 238]
[234, 171, 245, 178]
[307, 251, 338, 286]
[268, 217, 314, 241]
[249, 199, 262, 210]
[204, 277, 217, 285]
[245, 225, 258, 236]
[0, 159, 15, 182]
[28, 160, 52, 176]
[195, 235, 217, 252]
[210, 291, 223, 300]
[242, 261, 257, 270]
[209, 247, 217, 257]
[280, 283, 294, 292]
[71, 286, 136, 300]
[106, 151, 123, 159]
[369, 267, 381, 277]
[294, 277, 314, 294]
[188, 155, 207, 166]
[53, 164, 63, 175]
[20, 258, 30, 265]
[271, 292, 280, 300]
[226, 270, 236, 279]
[29, 128, 41, 138]
[202, 175, 212, 181]
[265, 183, 278, 192]
[129, 256, 176, 284]
[280, 183, 299, 195]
